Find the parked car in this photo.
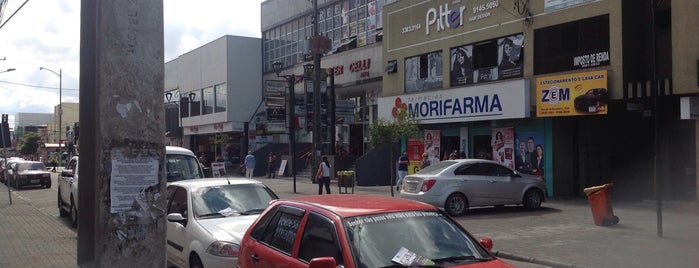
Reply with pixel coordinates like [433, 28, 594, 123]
[10, 160, 51, 189]
[1, 157, 24, 184]
[57, 156, 80, 227]
[58, 146, 204, 228]
[238, 194, 514, 268]
[399, 159, 547, 216]
[166, 146, 205, 182]
[166, 178, 279, 268]
[574, 87, 608, 113]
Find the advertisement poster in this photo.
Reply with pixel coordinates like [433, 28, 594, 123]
[424, 130, 441, 165]
[514, 132, 545, 177]
[536, 70, 608, 117]
[407, 138, 423, 174]
[211, 162, 226, 177]
[491, 128, 514, 169]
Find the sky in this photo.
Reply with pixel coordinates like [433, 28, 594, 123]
[0, 0, 264, 128]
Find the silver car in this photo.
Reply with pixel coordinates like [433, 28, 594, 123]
[399, 159, 547, 216]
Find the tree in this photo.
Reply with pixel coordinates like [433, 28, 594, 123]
[18, 132, 42, 158]
[208, 133, 232, 161]
[368, 100, 420, 196]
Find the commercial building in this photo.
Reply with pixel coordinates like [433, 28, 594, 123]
[261, 0, 392, 174]
[381, 0, 699, 201]
[164, 35, 262, 170]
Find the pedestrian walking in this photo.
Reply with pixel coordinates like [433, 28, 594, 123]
[267, 152, 277, 178]
[315, 156, 331, 195]
[244, 151, 256, 178]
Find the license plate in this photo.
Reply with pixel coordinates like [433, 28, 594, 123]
[30, 179, 40, 183]
[408, 184, 417, 191]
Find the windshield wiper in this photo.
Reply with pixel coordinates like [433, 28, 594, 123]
[242, 208, 266, 215]
[431, 255, 492, 264]
[198, 212, 224, 218]
[379, 264, 442, 268]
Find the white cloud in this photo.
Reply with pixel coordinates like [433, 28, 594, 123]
[0, 0, 263, 127]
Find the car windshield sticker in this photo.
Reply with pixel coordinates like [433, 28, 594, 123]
[273, 213, 300, 246]
[346, 211, 439, 227]
[392, 247, 436, 266]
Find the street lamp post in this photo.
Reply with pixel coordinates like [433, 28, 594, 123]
[39, 67, 62, 153]
[165, 91, 183, 146]
[272, 61, 298, 193]
[0, 68, 16, 74]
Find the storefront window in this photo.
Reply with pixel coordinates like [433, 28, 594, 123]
[404, 50, 443, 93]
[215, 83, 226, 113]
[534, 14, 609, 74]
[202, 86, 214, 115]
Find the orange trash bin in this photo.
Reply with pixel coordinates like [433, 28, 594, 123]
[583, 183, 620, 226]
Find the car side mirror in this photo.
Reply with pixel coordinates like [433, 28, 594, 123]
[308, 257, 336, 268]
[479, 237, 493, 251]
[61, 170, 74, 177]
[167, 213, 187, 225]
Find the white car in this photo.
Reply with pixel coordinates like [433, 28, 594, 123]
[58, 146, 204, 228]
[165, 178, 279, 268]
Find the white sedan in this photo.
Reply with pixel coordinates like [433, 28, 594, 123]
[399, 159, 547, 216]
[165, 178, 278, 268]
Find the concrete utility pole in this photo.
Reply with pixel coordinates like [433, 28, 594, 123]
[79, 0, 166, 266]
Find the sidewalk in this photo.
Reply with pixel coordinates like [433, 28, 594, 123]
[1, 174, 697, 268]
[0, 183, 77, 268]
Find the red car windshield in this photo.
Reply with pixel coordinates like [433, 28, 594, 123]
[343, 210, 492, 267]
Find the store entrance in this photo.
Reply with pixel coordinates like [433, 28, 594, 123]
[473, 135, 492, 160]
[441, 136, 460, 159]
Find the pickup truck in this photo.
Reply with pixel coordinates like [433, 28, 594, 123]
[57, 146, 204, 227]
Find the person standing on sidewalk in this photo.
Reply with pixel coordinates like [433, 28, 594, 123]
[267, 152, 277, 178]
[244, 151, 256, 178]
[316, 156, 331, 195]
[396, 151, 409, 191]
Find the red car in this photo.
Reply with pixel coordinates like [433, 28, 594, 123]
[237, 195, 514, 268]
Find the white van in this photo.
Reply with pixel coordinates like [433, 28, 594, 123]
[58, 146, 204, 227]
[165, 146, 205, 182]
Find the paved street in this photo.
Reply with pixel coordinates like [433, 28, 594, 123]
[0, 171, 697, 267]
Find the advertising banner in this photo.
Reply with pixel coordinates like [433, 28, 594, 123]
[407, 138, 423, 174]
[378, 79, 530, 124]
[491, 127, 514, 169]
[424, 130, 441, 165]
[536, 70, 608, 117]
[514, 132, 545, 177]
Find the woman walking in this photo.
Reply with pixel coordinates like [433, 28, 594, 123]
[315, 156, 331, 195]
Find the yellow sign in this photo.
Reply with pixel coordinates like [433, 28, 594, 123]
[536, 70, 608, 117]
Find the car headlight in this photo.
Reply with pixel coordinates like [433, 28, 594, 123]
[206, 241, 240, 257]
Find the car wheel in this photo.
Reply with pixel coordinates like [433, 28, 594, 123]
[46, 181, 52, 188]
[445, 193, 468, 216]
[189, 254, 203, 268]
[58, 191, 69, 217]
[522, 189, 543, 210]
[70, 197, 78, 228]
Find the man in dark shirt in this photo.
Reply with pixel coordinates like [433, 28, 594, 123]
[396, 151, 409, 191]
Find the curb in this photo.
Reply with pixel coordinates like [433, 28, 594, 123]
[493, 251, 585, 268]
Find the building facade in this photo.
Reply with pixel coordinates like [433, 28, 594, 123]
[164, 35, 262, 169]
[261, 0, 394, 165]
[381, 0, 699, 201]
